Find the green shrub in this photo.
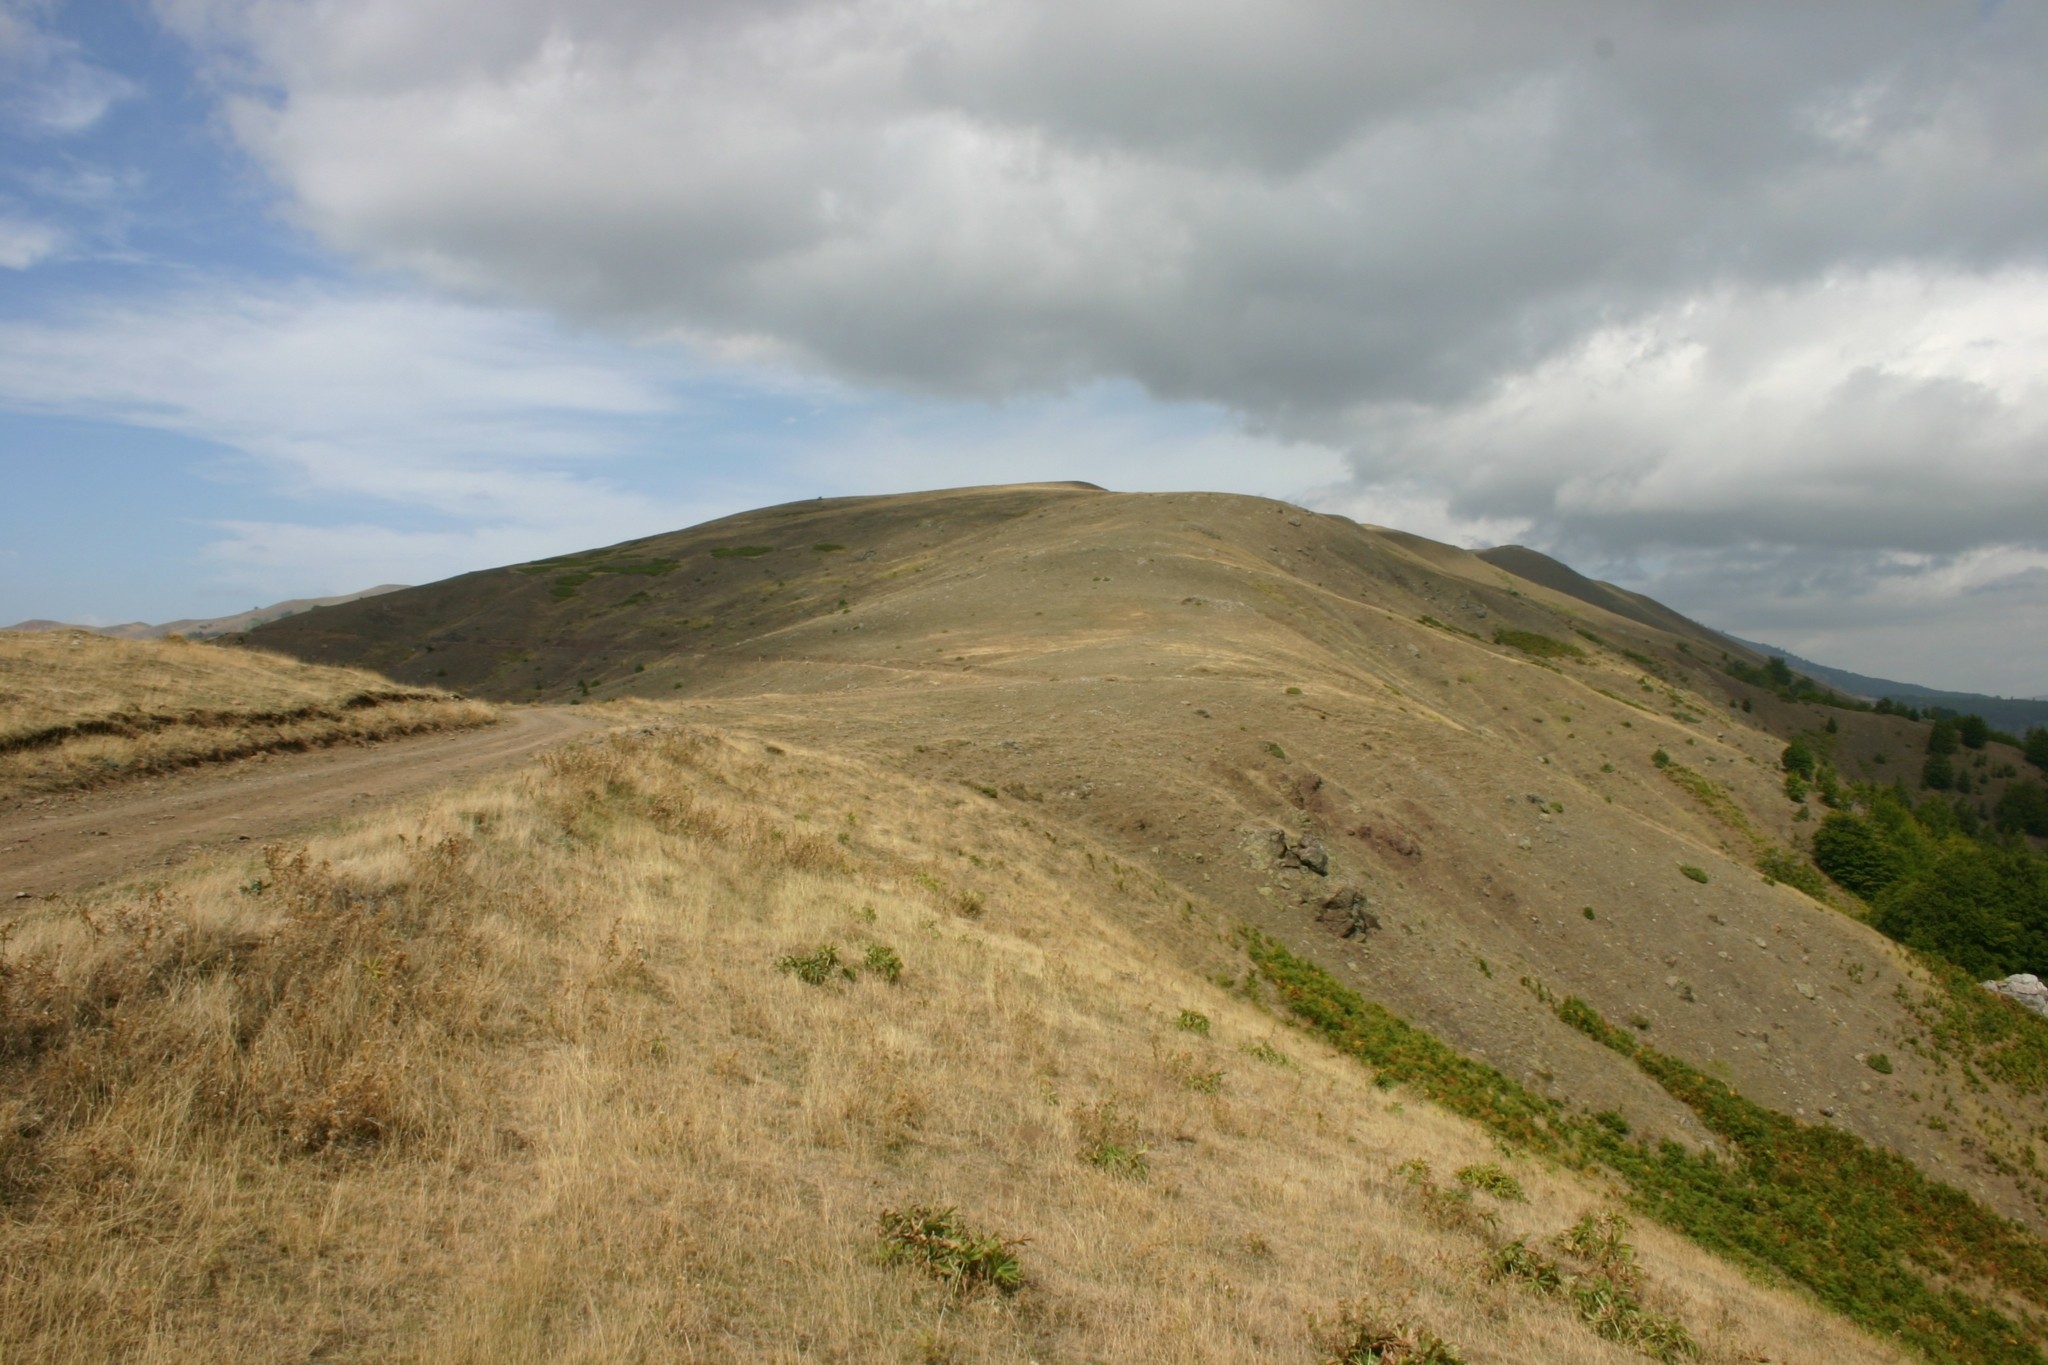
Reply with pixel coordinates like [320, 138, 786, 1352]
[877, 1206, 1024, 1294]
[1782, 738, 1817, 778]
[1251, 935, 2048, 1365]
[1076, 1100, 1149, 1178]
[1491, 1213, 1696, 1361]
[862, 943, 904, 983]
[1395, 1160, 1498, 1236]
[1174, 1008, 1211, 1035]
[1455, 1162, 1526, 1202]
[1652, 748, 1671, 768]
[1318, 1298, 1464, 1365]
[1812, 812, 1911, 899]
[1865, 1053, 1893, 1074]
[1996, 780, 2048, 838]
[776, 943, 852, 985]
[1679, 865, 1709, 884]
[1755, 848, 1829, 900]
[1494, 627, 1585, 660]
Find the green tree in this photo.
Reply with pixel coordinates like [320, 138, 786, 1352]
[1872, 843, 2048, 979]
[1813, 813, 1909, 900]
[1958, 714, 1990, 750]
[2025, 727, 2048, 772]
[1781, 737, 1817, 779]
[1764, 656, 1795, 688]
[1997, 780, 2048, 839]
[1928, 718, 1960, 756]
[1922, 751, 1956, 791]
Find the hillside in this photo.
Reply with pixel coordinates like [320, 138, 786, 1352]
[0, 630, 494, 798]
[5, 585, 407, 642]
[4, 715, 1939, 1362]
[209, 482, 2048, 1356]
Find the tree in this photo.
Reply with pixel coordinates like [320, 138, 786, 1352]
[1998, 781, 2048, 839]
[1781, 737, 1817, 779]
[1872, 843, 2048, 979]
[1813, 813, 1908, 900]
[1765, 656, 1795, 688]
[1922, 752, 1955, 791]
[2026, 727, 2048, 772]
[1928, 718, 1959, 756]
[1958, 714, 1990, 750]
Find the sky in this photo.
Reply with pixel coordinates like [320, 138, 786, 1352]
[1, 1, 2045, 697]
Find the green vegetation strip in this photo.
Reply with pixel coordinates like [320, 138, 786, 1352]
[1241, 929, 2048, 1365]
[1493, 627, 1585, 660]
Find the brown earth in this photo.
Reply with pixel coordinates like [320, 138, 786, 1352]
[0, 706, 600, 896]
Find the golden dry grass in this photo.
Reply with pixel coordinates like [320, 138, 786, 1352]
[0, 630, 495, 795]
[0, 722, 1911, 1363]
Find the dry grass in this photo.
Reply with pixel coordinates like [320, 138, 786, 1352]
[0, 631, 495, 795]
[0, 724, 1912, 1362]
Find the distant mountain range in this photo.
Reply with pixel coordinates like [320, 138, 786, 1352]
[1727, 635, 2048, 733]
[5, 585, 407, 642]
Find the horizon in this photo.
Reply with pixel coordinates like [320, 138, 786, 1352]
[3, 2, 2045, 695]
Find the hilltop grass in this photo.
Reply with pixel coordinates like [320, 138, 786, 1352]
[1243, 931, 2046, 1364]
[0, 725, 1903, 1363]
[0, 631, 496, 796]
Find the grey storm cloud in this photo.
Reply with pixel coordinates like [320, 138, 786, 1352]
[165, 0, 2048, 592]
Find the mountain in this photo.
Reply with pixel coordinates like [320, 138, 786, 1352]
[5, 585, 407, 641]
[237, 482, 2048, 1246]
[1473, 544, 1730, 647]
[1728, 635, 2048, 734]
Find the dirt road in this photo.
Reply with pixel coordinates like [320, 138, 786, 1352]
[0, 707, 601, 898]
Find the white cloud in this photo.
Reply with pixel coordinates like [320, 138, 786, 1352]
[1341, 268, 2048, 556]
[2, 1, 137, 135]
[0, 215, 61, 268]
[0, 285, 677, 523]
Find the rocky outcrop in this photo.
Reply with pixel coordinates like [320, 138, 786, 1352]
[1266, 829, 1328, 875]
[1316, 884, 1379, 939]
[1983, 974, 2048, 1018]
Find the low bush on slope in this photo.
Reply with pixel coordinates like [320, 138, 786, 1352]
[1244, 933, 2048, 1365]
[0, 726, 1899, 1363]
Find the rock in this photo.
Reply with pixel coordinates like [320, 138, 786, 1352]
[1983, 973, 2048, 1018]
[1263, 828, 1289, 861]
[1316, 886, 1380, 939]
[1795, 981, 1817, 1000]
[1294, 836, 1329, 876]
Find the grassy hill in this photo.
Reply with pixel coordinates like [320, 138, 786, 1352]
[60, 478, 2026, 1358]
[0, 630, 494, 798]
[0, 716, 1941, 1363]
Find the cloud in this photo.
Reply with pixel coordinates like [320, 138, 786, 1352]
[0, 215, 61, 268]
[1339, 268, 2048, 557]
[160, 1, 2047, 412]
[2, 0, 138, 134]
[85, 0, 2048, 688]
[0, 285, 677, 522]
